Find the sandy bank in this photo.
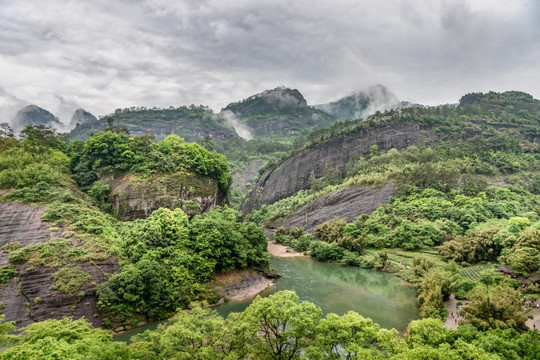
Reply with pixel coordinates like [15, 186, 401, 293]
[212, 269, 274, 301]
[267, 241, 308, 258]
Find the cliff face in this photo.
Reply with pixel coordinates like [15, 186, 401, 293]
[243, 122, 438, 214]
[101, 172, 226, 221]
[68, 107, 238, 142]
[0, 202, 118, 328]
[232, 160, 266, 194]
[274, 183, 395, 233]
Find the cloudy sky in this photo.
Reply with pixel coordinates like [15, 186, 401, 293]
[0, 0, 539, 124]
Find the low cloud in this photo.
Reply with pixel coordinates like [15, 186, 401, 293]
[0, 87, 28, 130]
[221, 110, 254, 140]
[0, 0, 538, 115]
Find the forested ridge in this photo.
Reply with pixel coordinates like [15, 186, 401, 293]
[0, 90, 539, 359]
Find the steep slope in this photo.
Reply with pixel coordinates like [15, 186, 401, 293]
[222, 87, 335, 140]
[243, 122, 438, 214]
[0, 202, 119, 328]
[274, 183, 395, 232]
[12, 105, 62, 132]
[100, 171, 226, 221]
[68, 105, 239, 142]
[244, 90, 540, 215]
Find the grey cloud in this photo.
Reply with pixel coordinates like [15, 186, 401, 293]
[0, 0, 539, 118]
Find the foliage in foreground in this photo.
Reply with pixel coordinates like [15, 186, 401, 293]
[2, 291, 538, 359]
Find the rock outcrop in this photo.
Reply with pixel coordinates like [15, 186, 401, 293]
[274, 183, 395, 233]
[0, 202, 118, 328]
[232, 160, 266, 194]
[68, 106, 239, 142]
[243, 122, 438, 214]
[100, 172, 226, 221]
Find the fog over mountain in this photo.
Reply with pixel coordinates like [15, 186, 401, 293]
[0, 0, 539, 122]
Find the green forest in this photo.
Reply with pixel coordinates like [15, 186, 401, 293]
[1, 90, 539, 359]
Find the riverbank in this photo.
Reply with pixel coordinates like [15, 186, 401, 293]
[267, 240, 308, 257]
[212, 269, 274, 300]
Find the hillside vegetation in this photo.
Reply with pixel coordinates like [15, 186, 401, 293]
[1, 90, 540, 359]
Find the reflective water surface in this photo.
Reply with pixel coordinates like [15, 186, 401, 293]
[115, 256, 418, 342]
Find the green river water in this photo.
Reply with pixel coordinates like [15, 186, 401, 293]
[115, 256, 419, 342]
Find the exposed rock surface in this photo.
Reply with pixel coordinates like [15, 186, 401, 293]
[0, 203, 59, 266]
[0, 202, 118, 328]
[243, 122, 437, 214]
[68, 107, 238, 142]
[100, 172, 226, 221]
[213, 270, 274, 300]
[232, 160, 266, 194]
[274, 183, 395, 233]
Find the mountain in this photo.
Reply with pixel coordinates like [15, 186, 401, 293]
[70, 108, 97, 128]
[243, 90, 540, 216]
[221, 87, 335, 140]
[68, 105, 239, 142]
[12, 105, 62, 132]
[314, 85, 415, 121]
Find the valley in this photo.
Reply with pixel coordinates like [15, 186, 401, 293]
[0, 89, 539, 359]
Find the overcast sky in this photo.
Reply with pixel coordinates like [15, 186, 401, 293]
[1, 0, 539, 123]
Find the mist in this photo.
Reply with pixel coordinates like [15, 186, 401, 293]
[221, 110, 254, 140]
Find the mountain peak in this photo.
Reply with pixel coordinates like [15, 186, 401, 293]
[70, 108, 97, 127]
[12, 104, 61, 131]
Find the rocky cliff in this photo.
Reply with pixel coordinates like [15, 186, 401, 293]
[232, 160, 266, 194]
[243, 122, 438, 214]
[274, 183, 395, 233]
[100, 171, 226, 221]
[0, 202, 118, 328]
[68, 106, 238, 142]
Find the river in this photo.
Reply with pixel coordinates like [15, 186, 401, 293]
[115, 256, 418, 342]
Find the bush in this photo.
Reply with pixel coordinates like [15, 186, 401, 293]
[52, 266, 93, 296]
[0, 265, 17, 286]
[309, 241, 344, 262]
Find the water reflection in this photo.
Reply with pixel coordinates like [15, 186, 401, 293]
[216, 257, 418, 333]
[116, 256, 418, 342]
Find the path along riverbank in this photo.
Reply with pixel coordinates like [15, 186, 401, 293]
[443, 294, 540, 330]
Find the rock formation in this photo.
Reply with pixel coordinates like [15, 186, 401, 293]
[274, 183, 395, 233]
[243, 122, 438, 214]
[0, 202, 118, 328]
[99, 171, 226, 221]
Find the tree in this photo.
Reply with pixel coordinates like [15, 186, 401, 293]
[97, 259, 173, 320]
[459, 285, 528, 331]
[20, 124, 67, 152]
[104, 117, 129, 134]
[308, 312, 403, 359]
[202, 135, 214, 151]
[505, 247, 540, 276]
[140, 307, 227, 360]
[0, 122, 14, 138]
[2, 317, 132, 360]
[405, 318, 448, 347]
[240, 291, 323, 360]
